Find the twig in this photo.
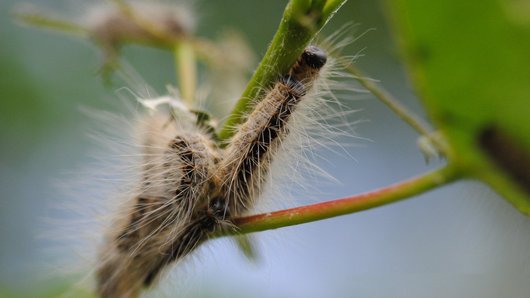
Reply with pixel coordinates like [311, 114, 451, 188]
[346, 64, 448, 154]
[13, 9, 88, 36]
[174, 42, 197, 105]
[219, 164, 459, 235]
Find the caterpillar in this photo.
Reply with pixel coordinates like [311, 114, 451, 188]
[218, 45, 327, 216]
[96, 120, 221, 297]
[95, 45, 328, 298]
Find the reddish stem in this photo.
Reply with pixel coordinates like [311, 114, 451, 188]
[227, 165, 459, 235]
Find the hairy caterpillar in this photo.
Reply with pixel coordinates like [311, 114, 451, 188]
[97, 127, 221, 297]
[219, 46, 327, 216]
[96, 46, 328, 298]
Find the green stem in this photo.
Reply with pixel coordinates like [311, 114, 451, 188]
[13, 10, 88, 36]
[217, 0, 348, 142]
[221, 164, 459, 235]
[175, 42, 197, 105]
[346, 64, 449, 154]
[347, 65, 430, 136]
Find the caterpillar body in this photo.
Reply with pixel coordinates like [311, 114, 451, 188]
[96, 46, 328, 298]
[97, 130, 220, 297]
[219, 46, 327, 216]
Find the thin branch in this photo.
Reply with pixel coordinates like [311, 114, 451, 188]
[219, 165, 459, 236]
[345, 64, 449, 154]
[13, 9, 88, 36]
[174, 42, 197, 105]
[347, 65, 430, 136]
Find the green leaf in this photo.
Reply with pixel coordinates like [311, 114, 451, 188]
[387, 0, 530, 213]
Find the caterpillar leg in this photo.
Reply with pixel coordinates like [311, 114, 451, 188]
[141, 196, 229, 286]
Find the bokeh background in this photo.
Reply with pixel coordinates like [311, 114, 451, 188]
[1, 0, 530, 297]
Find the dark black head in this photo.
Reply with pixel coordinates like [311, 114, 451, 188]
[302, 46, 327, 69]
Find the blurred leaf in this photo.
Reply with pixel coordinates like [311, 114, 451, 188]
[387, 0, 530, 212]
[0, 51, 51, 140]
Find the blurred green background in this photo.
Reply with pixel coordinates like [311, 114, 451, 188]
[1, 0, 530, 297]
